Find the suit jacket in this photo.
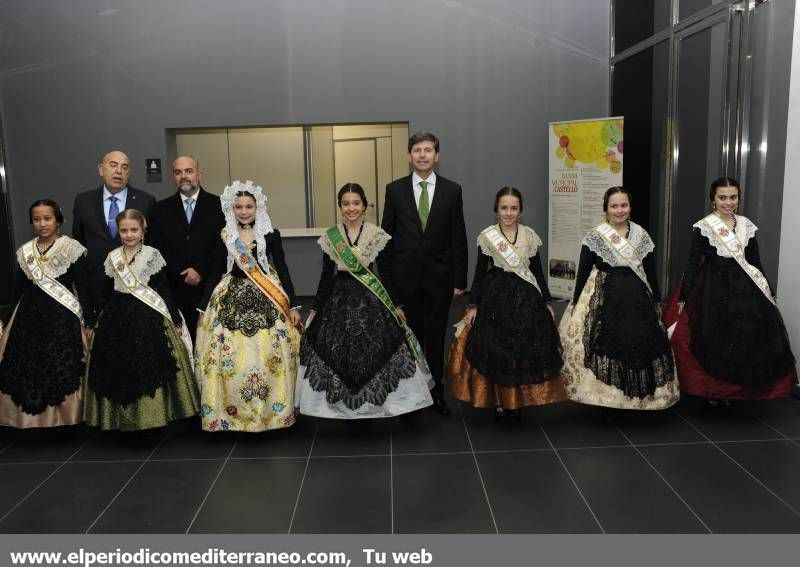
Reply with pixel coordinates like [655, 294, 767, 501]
[148, 188, 225, 299]
[378, 174, 468, 298]
[72, 185, 156, 295]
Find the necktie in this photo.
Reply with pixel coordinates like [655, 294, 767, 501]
[418, 180, 430, 229]
[185, 197, 195, 223]
[108, 196, 119, 238]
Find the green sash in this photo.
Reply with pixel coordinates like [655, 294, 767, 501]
[325, 226, 422, 362]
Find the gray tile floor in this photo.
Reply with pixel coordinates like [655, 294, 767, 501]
[2, 298, 800, 533]
[1, 396, 800, 533]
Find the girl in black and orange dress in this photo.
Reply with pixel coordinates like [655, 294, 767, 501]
[448, 187, 565, 422]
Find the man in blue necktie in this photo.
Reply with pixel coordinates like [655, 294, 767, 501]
[149, 156, 224, 340]
[72, 150, 155, 303]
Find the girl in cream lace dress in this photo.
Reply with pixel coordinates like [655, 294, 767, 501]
[559, 187, 679, 410]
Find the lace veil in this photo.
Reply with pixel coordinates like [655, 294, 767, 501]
[220, 180, 274, 272]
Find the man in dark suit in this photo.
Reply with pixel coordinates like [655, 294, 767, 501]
[149, 156, 225, 340]
[72, 150, 156, 300]
[379, 132, 468, 416]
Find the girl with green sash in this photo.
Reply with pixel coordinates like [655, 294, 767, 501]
[84, 209, 199, 430]
[296, 183, 433, 419]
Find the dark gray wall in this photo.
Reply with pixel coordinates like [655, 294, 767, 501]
[0, 0, 609, 295]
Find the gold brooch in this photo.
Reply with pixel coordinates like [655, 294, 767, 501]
[498, 242, 508, 253]
[611, 234, 621, 244]
[116, 261, 125, 270]
[336, 242, 346, 253]
[26, 256, 34, 265]
[718, 227, 729, 237]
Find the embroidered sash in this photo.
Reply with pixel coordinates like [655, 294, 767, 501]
[232, 237, 292, 320]
[595, 223, 652, 292]
[326, 226, 424, 363]
[21, 240, 83, 323]
[109, 248, 173, 321]
[701, 213, 775, 305]
[479, 226, 541, 293]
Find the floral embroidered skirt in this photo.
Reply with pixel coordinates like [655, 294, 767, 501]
[195, 274, 300, 432]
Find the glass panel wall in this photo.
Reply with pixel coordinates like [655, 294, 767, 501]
[669, 19, 730, 291]
[611, 0, 795, 290]
[611, 40, 670, 280]
[742, 0, 795, 283]
[679, 0, 725, 21]
[614, 0, 672, 53]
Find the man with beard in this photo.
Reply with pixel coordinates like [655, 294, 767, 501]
[149, 155, 224, 340]
[73, 150, 156, 301]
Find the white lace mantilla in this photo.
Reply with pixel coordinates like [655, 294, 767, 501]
[477, 224, 542, 272]
[319, 222, 391, 271]
[693, 214, 757, 258]
[220, 180, 274, 273]
[104, 245, 166, 292]
[582, 221, 654, 267]
[17, 236, 86, 280]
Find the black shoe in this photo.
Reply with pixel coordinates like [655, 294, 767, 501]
[494, 407, 506, 422]
[431, 396, 451, 416]
[506, 409, 521, 423]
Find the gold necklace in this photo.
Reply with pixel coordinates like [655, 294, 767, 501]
[36, 237, 57, 260]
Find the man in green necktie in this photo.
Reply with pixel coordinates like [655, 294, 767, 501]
[379, 132, 469, 416]
[418, 180, 430, 228]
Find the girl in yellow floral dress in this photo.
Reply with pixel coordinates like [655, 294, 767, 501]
[195, 180, 302, 432]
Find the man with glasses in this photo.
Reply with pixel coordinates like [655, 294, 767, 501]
[72, 150, 155, 299]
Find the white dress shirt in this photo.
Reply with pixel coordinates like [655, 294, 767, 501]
[411, 171, 437, 209]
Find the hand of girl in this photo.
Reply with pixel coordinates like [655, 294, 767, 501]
[465, 307, 477, 327]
